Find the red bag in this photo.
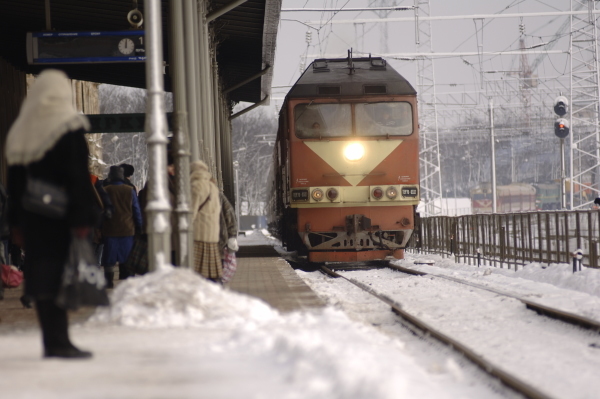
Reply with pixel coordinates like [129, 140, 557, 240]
[1, 264, 24, 288]
[221, 249, 237, 284]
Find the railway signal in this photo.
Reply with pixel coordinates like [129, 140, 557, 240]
[554, 118, 569, 139]
[553, 95, 569, 209]
[553, 95, 568, 116]
[553, 96, 569, 138]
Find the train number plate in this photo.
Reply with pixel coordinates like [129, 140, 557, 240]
[401, 187, 418, 197]
[292, 189, 309, 202]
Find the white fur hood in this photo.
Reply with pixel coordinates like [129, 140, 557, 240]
[5, 69, 90, 166]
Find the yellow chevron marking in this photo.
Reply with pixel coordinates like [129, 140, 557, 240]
[304, 140, 402, 186]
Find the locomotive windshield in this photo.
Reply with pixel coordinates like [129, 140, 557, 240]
[294, 103, 352, 138]
[294, 102, 413, 138]
[355, 102, 413, 136]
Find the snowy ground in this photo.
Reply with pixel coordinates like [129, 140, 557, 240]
[1, 235, 599, 398]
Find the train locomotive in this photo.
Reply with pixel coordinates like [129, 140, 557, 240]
[470, 183, 537, 214]
[267, 54, 420, 262]
[470, 182, 564, 213]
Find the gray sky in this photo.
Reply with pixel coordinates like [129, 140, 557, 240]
[270, 0, 571, 114]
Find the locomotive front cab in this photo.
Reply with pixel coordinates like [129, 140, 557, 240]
[287, 95, 420, 262]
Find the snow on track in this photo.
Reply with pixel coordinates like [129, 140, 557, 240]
[332, 261, 600, 398]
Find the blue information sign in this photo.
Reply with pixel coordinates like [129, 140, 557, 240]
[27, 31, 146, 64]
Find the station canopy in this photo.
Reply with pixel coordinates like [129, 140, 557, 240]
[0, 0, 280, 103]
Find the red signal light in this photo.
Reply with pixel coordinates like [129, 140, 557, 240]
[372, 187, 383, 199]
[326, 188, 338, 200]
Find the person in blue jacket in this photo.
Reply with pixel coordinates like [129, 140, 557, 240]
[101, 166, 142, 286]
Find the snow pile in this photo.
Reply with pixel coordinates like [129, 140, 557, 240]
[83, 264, 452, 398]
[89, 265, 278, 328]
[213, 308, 438, 399]
[511, 262, 600, 297]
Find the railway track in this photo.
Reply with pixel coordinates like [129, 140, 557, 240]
[319, 262, 600, 399]
[386, 263, 600, 333]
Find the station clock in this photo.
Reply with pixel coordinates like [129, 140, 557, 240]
[27, 31, 146, 64]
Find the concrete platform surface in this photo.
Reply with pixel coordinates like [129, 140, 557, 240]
[228, 256, 325, 313]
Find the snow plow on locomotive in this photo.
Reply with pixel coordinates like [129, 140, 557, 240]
[267, 55, 420, 263]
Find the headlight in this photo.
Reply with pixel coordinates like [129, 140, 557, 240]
[344, 142, 365, 161]
[326, 188, 338, 201]
[372, 187, 383, 200]
[386, 186, 398, 199]
[311, 188, 324, 201]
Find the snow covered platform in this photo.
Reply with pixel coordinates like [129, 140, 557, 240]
[228, 256, 325, 312]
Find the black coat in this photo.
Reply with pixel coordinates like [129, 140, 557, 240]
[0, 182, 8, 239]
[7, 130, 99, 299]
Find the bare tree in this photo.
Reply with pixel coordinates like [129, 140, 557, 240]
[98, 84, 173, 189]
[231, 105, 277, 215]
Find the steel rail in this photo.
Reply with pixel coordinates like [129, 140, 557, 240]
[320, 264, 556, 399]
[388, 263, 600, 332]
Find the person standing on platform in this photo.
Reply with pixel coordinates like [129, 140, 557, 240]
[190, 161, 222, 282]
[101, 165, 142, 285]
[5, 69, 99, 358]
[119, 163, 137, 194]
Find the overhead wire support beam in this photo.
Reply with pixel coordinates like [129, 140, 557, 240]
[416, 0, 443, 217]
[206, 0, 248, 22]
[224, 65, 271, 94]
[298, 9, 600, 26]
[308, 50, 567, 59]
[569, 0, 600, 209]
[229, 96, 269, 120]
[281, 6, 414, 12]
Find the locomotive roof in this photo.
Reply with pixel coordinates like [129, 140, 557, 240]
[287, 56, 417, 99]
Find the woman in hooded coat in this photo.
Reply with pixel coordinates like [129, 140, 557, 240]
[6, 69, 99, 358]
[190, 161, 222, 281]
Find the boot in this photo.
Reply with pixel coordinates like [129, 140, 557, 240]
[36, 300, 92, 359]
[104, 265, 114, 288]
[44, 346, 92, 359]
[118, 262, 130, 280]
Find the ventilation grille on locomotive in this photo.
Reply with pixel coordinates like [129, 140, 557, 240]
[364, 85, 387, 94]
[318, 86, 341, 95]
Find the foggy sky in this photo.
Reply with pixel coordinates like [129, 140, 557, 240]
[271, 0, 571, 112]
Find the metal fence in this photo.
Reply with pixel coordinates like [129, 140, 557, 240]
[408, 210, 600, 270]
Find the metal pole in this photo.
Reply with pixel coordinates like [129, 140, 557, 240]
[44, 0, 52, 30]
[212, 58, 223, 186]
[192, 0, 205, 162]
[221, 98, 235, 203]
[183, 0, 200, 161]
[144, 0, 171, 271]
[489, 98, 497, 213]
[201, 5, 216, 173]
[569, 1, 575, 210]
[593, 0, 600, 201]
[197, 0, 210, 164]
[561, 138, 566, 209]
[171, 0, 194, 269]
[234, 161, 241, 232]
